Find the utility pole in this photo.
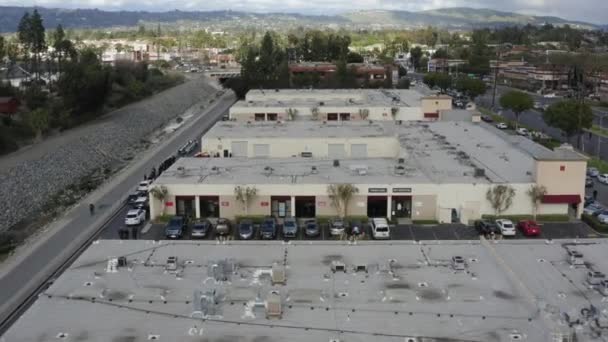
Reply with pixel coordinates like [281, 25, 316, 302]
[491, 49, 501, 109]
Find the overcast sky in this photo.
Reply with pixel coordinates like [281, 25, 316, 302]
[1, 0, 606, 24]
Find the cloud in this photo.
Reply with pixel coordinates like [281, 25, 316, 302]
[0, 0, 605, 24]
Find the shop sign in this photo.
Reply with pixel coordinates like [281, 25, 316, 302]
[318, 201, 326, 207]
[221, 201, 230, 207]
[368, 188, 388, 193]
[261, 201, 269, 207]
[392, 188, 412, 193]
[165, 202, 174, 207]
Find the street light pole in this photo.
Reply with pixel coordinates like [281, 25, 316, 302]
[491, 50, 501, 109]
[598, 114, 607, 158]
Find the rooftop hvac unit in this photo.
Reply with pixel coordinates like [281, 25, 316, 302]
[331, 261, 346, 273]
[398, 158, 405, 164]
[567, 250, 585, 267]
[301, 152, 313, 158]
[177, 166, 186, 176]
[266, 291, 282, 319]
[333, 160, 340, 167]
[587, 271, 606, 286]
[271, 263, 286, 285]
[474, 168, 486, 178]
[311, 166, 318, 174]
[117, 256, 127, 267]
[395, 165, 406, 175]
[166, 256, 178, 272]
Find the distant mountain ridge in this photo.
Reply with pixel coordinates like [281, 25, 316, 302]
[0, 6, 600, 32]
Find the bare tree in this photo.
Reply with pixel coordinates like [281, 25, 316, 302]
[286, 108, 298, 121]
[527, 185, 547, 220]
[234, 185, 258, 215]
[391, 107, 399, 121]
[486, 185, 516, 216]
[311, 107, 320, 120]
[327, 184, 359, 218]
[149, 186, 169, 215]
[358, 108, 369, 120]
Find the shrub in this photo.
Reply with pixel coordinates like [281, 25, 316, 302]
[581, 214, 608, 233]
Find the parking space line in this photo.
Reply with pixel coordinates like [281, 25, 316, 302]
[141, 222, 152, 234]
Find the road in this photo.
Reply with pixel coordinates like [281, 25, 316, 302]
[0, 88, 236, 331]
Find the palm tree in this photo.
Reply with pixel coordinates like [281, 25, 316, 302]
[391, 107, 399, 121]
[235, 185, 258, 215]
[311, 107, 320, 120]
[358, 109, 369, 120]
[327, 184, 359, 218]
[486, 185, 516, 217]
[149, 186, 169, 215]
[287, 108, 298, 121]
[527, 185, 547, 220]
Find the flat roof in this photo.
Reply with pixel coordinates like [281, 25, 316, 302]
[175, 121, 557, 185]
[204, 121, 391, 139]
[6, 239, 608, 341]
[236, 89, 423, 109]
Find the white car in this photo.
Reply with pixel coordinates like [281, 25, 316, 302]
[495, 122, 508, 130]
[516, 127, 529, 136]
[583, 203, 603, 216]
[598, 174, 608, 184]
[495, 219, 516, 236]
[125, 209, 146, 226]
[370, 218, 390, 239]
[136, 180, 153, 192]
[543, 93, 557, 98]
[588, 167, 600, 178]
[597, 211, 608, 224]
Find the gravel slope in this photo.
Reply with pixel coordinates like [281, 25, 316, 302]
[0, 76, 221, 232]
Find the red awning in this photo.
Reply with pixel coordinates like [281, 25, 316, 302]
[541, 195, 581, 204]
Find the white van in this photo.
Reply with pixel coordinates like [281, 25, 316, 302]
[371, 218, 390, 239]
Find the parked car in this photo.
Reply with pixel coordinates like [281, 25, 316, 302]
[583, 203, 604, 216]
[136, 180, 153, 192]
[127, 193, 141, 206]
[543, 93, 557, 98]
[516, 127, 529, 136]
[584, 195, 594, 207]
[215, 218, 231, 236]
[495, 219, 516, 236]
[329, 218, 348, 236]
[165, 216, 186, 239]
[178, 140, 198, 155]
[125, 209, 146, 226]
[370, 218, 390, 239]
[238, 220, 254, 240]
[481, 115, 493, 123]
[586, 177, 594, 187]
[495, 122, 508, 130]
[282, 217, 298, 238]
[133, 196, 149, 211]
[598, 174, 608, 184]
[304, 219, 320, 237]
[474, 220, 500, 235]
[597, 211, 608, 224]
[260, 217, 277, 239]
[517, 220, 541, 237]
[191, 219, 212, 238]
[588, 167, 600, 178]
[533, 101, 542, 110]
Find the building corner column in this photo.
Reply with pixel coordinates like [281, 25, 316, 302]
[195, 196, 201, 219]
[291, 196, 296, 218]
[387, 195, 392, 220]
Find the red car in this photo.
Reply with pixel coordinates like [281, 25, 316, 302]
[517, 220, 541, 236]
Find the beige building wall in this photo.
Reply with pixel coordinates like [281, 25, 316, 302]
[535, 159, 586, 217]
[411, 195, 437, 220]
[148, 181, 569, 222]
[200, 136, 400, 158]
[229, 105, 425, 122]
[422, 96, 452, 114]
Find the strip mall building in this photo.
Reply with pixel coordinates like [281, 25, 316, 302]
[149, 89, 586, 223]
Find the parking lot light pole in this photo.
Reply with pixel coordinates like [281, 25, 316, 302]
[598, 114, 608, 158]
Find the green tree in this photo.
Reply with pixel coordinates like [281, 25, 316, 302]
[150, 186, 169, 215]
[410, 47, 423, 71]
[53, 24, 76, 76]
[499, 90, 533, 129]
[455, 77, 487, 101]
[23, 84, 47, 110]
[0, 36, 5, 64]
[432, 48, 449, 59]
[543, 100, 593, 147]
[24, 108, 49, 140]
[17, 10, 46, 82]
[486, 185, 516, 216]
[435, 73, 452, 93]
[423, 73, 437, 89]
[327, 184, 359, 218]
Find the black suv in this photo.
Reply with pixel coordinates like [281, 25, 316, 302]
[260, 217, 277, 239]
[474, 220, 500, 235]
[165, 216, 187, 238]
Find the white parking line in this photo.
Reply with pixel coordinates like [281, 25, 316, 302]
[141, 222, 152, 234]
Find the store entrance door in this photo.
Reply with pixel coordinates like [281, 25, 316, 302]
[392, 196, 412, 218]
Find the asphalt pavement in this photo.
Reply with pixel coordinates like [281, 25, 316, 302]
[0, 87, 236, 329]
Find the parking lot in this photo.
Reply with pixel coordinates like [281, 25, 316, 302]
[103, 218, 601, 241]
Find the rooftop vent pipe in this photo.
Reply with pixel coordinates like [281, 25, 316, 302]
[333, 160, 340, 167]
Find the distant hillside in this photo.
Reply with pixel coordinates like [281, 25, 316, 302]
[344, 8, 598, 29]
[0, 6, 600, 32]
